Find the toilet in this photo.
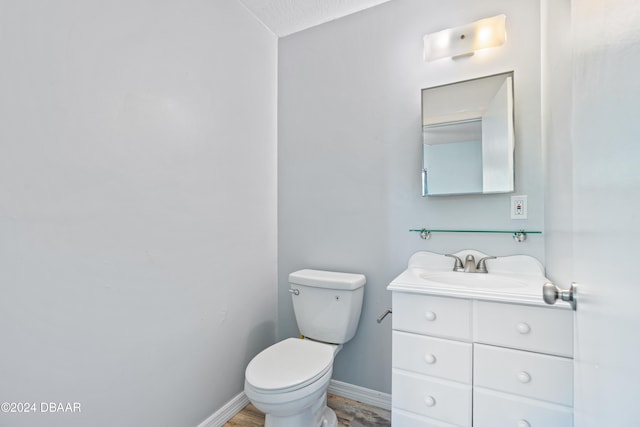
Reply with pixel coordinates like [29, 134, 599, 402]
[244, 269, 366, 427]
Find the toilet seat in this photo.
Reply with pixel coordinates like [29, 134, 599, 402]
[245, 338, 335, 393]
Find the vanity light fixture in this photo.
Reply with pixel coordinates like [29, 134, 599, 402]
[423, 14, 507, 61]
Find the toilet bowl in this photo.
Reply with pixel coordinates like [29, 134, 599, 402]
[244, 269, 366, 427]
[245, 338, 340, 427]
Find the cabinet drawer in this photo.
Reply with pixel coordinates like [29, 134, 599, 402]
[392, 369, 471, 426]
[474, 388, 573, 427]
[393, 408, 460, 427]
[476, 301, 573, 356]
[474, 344, 573, 406]
[393, 331, 472, 383]
[393, 293, 472, 340]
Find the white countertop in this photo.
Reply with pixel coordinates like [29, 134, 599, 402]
[387, 250, 572, 309]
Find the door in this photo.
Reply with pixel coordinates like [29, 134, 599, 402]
[545, 1, 640, 425]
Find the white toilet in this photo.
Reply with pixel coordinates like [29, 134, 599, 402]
[244, 269, 366, 427]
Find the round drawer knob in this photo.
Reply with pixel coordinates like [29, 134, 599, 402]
[517, 371, 532, 383]
[517, 420, 531, 427]
[424, 396, 436, 407]
[424, 353, 437, 364]
[425, 311, 437, 321]
[516, 322, 531, 334]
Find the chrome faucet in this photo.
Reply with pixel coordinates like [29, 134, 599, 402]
[464, 255, 476, 273]
[445, 254, 496, 273]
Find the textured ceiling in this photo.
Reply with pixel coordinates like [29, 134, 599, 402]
[238, 0, 394, 37]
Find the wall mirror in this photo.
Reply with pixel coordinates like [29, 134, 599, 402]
[422, 71, 515, 196]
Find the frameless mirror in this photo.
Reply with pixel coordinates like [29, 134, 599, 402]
[422, 71, 515, 196]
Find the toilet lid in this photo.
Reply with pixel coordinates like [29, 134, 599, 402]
[245, 338, 335, 392]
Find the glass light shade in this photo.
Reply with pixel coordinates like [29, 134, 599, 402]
[423, 14, 507, 61]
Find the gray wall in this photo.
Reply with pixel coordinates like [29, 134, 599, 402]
[0, 1, 277, 426]
[278, 0, 542, 393]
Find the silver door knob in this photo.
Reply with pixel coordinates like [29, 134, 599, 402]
[542, 282, 577, 309]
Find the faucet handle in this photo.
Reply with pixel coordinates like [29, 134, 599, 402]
[476, 256, 497, 273]
[445, 254, 465, 272]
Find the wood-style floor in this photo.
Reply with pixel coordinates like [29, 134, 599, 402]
[224, 393, 391, 427]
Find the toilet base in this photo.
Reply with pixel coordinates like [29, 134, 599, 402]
[318, 405, 338, 427]
[263, 392, 337, 427]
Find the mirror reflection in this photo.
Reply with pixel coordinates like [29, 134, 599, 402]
[422, 71, 515, 196]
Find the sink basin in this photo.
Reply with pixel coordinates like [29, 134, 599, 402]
[419, 271, 528, 289]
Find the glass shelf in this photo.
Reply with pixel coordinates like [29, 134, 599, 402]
[409, 228, 542, 242]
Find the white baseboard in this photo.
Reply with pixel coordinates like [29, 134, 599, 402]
[328, 379, 391, 411]
[196, 380, 391, 427]
[197, 391, 249, 427]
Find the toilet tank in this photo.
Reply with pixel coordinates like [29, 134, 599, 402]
[289, 269, 366, 345]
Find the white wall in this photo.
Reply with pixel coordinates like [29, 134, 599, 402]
[542, 0, 573, 287]
[278, 0, 542, 393]
[0, 1, 277, 426]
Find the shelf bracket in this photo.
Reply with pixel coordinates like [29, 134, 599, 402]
[409, 228, 541, 242]
[513, 231, 527, 242]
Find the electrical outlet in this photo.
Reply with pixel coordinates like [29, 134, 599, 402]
[511, 195, 528, 219]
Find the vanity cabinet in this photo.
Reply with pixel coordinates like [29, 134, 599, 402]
[391, 292, 574, 427]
